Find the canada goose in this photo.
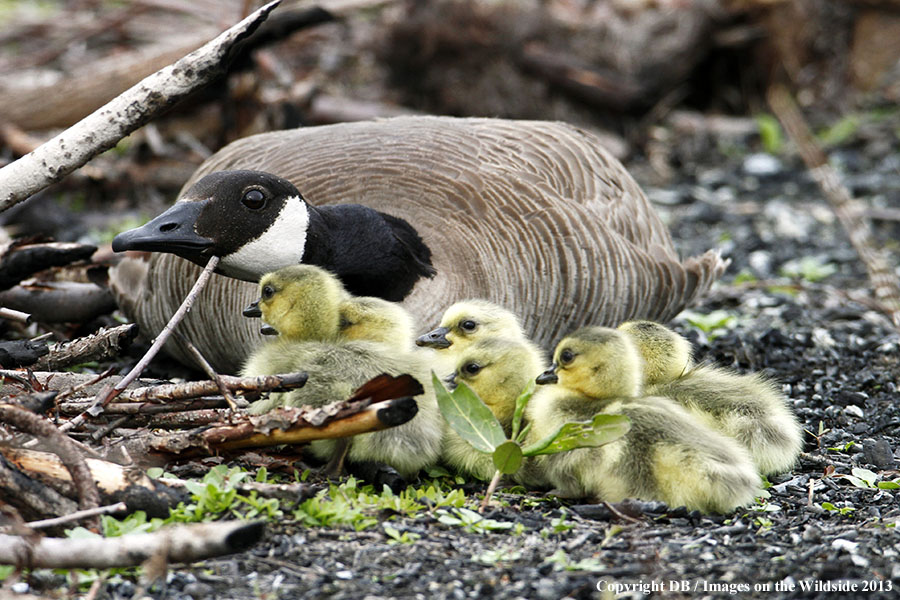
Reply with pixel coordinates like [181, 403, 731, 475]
[110, 116, 726, 374]
[241, 265, 442, 478]
[526, 327, 760, 513]
[440, 337, 544, 481]
[618, 320, 803, 475]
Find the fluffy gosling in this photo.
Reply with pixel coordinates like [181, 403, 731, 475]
[241, 265, 442, 477]
[526, 327, 761, 513]
[440, 337, 544, 481]
[618, 320, 803, 475]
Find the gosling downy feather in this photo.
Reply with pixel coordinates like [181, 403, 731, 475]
[440, 337, 544, 481]
[110, 116, 726, 374]
[526, 327, 761, 513]
[618, 320, 803, 475]
[241, 265, 442, 477]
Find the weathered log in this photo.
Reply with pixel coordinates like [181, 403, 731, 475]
[0, 402, 101, 514]
[32, 324, 139, 372]
[0, 447, 184, 520]
[0, 340, 48, 368]
[0, 520, 264, 569]
[0, 281, 116, 324]
[0, 240, 96, 291]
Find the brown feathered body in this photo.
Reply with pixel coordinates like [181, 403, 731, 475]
[112, 117, 725, 373]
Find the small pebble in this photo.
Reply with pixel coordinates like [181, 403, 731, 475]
[863, 438, 897, 469]
[743, 153, 782, 176]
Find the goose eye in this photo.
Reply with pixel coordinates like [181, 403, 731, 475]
[242, 189, 266, 210]
[559, 349, 575, 365]
[460, 320, 477, 332]
[463, 362, 481, 376]
[262, 284, 275, 299]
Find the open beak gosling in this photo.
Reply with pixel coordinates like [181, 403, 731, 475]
[535, 364, 558, 385]
[416, 326, 452, 348]
[443, 371, 458, 391]
[243, 301, 262, 318]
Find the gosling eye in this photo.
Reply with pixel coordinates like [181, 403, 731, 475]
[242, 188, 267, 210]
[462, 362, 482, 376]
[261, 284, 276, 300]
[559, 348, 575, 365]
[460, 319, 477, 332]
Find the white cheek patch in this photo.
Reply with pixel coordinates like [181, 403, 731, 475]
[221, 195, 309, 280]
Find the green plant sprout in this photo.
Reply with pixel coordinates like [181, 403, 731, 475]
[779, 256, 837, 283]
[433, 373, 631, 510]
[839, 467, 900, 490]
[680, 309, 737, 339]
[756, 114, 783, 155]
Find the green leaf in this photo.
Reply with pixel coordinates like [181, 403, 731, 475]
[851, 467, 878, 485]
[510, 379, 535, 442]
[756, 113, 783, 154]
[433, 373, 507, 453]
[522, 413, 631, 456]
[842, 475, 868, 489]
[877, 481, 900, 490]
[492, 440, 523, 474]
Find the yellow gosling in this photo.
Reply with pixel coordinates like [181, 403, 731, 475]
[525, 327, 761, 513]
[619, 320, 803, 476]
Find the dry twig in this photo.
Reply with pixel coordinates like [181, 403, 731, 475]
[767, 84, 900, 329]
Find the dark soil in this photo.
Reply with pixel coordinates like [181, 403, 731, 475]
[48, 115, 894, 600]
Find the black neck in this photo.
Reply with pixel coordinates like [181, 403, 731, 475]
[302, 204, 435, 301]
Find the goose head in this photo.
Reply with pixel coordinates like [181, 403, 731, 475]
[112, 170, 436, 298]
[446, 338, 543, 427]
[537, 327, 642, 399]
[243, 264, 346, 341]
[338, 296, 416, 349]
[416, 299, 526, 350]
[617, 320, 693, 385]
[112, 171, 311, 282]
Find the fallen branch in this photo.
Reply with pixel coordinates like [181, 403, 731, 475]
[0, 403, 101, 518]
[767, 84, 900, 329]
[0, 340, 48, 368]
[0, 520, 264, 569]
[0, 1, 281, 212]
[32, 324, 138, 372]
[0, 447, 183, 519]
[0, 281, 116, 324]
[117, 372, 308, 403]
[20, 502, 127, 532]
[0, 452, 78, 522]
[0, 240, 96, 291]
[63, 254, 221, 432]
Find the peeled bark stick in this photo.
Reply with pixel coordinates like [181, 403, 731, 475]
[57, 398, 230, 416]
[21, 502, 127, 532]
[117, 372, 308, 403]
[32, 324, 138, 372]
[0, 520, 265, 569]
[180, 336, 239, 411]
[0, 307, 31, 324]
[0, 403, 101, 514]
[208, 396, 418, 451]
[0, 1, 281, 213]
[767, 85, 900, 328]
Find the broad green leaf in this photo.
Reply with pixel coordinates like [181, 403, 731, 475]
[510, 379, 535, 442]
[841, 475, 868, 489]
[851, 467, 878, 485]
[878, 481, 900, 490]
[522, 413, 631, 456]
[493, 440, 523, 474]
[433, 373, 506, 453]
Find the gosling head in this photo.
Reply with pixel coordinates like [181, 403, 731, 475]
[617, 320, 693, 385]
[339, 296, 416, 348]
[242, 265, 346, 341]
[536, 327, 643, 400]
[417, 299, 525, 350]
[445, 338, 542, 427]
[112, 170, 311, 282]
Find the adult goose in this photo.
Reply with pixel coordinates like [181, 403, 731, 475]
[111, 116, 726, 374]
